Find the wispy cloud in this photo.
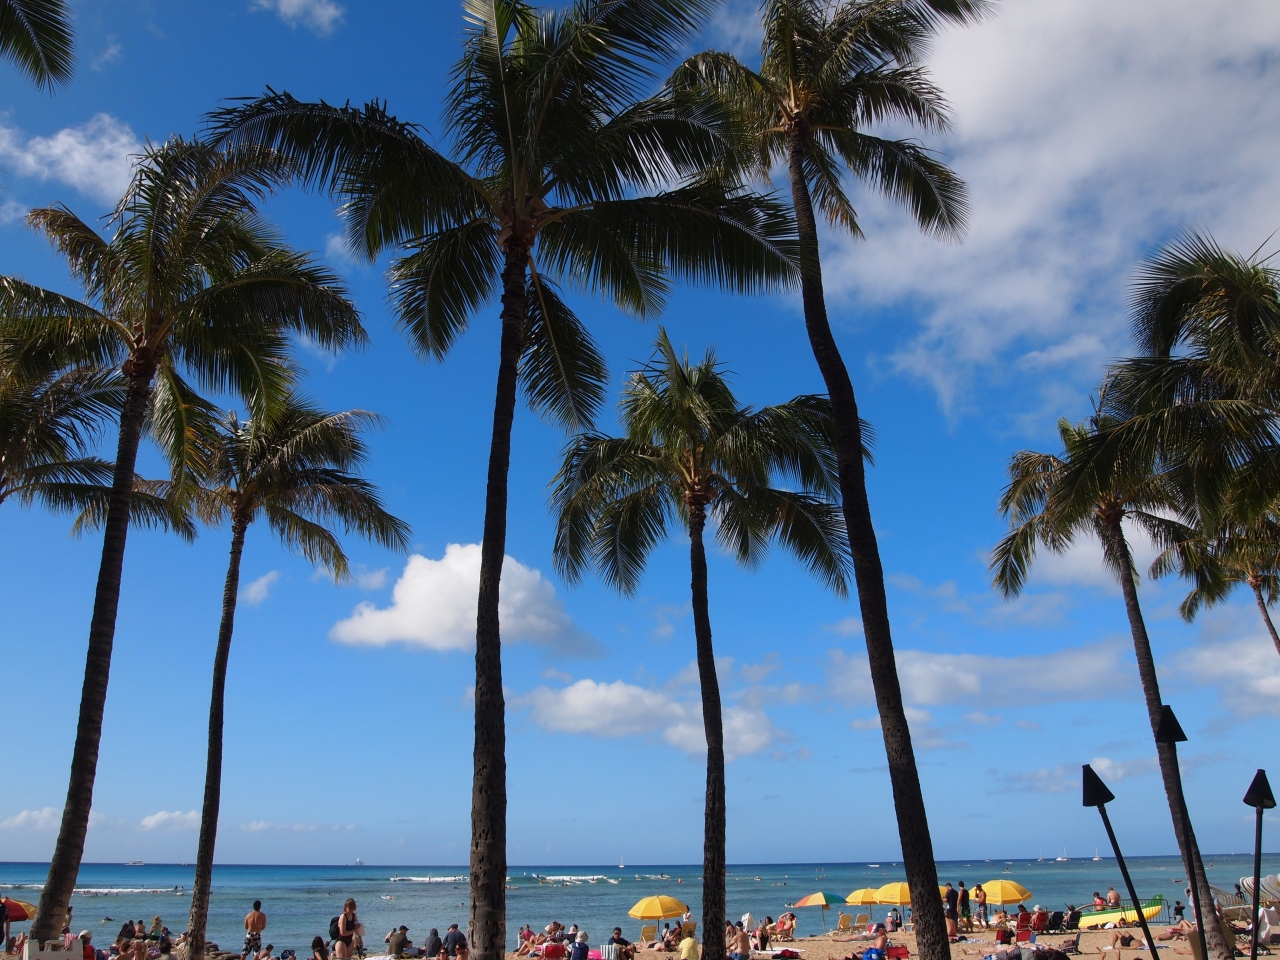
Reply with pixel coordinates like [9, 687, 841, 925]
[140, 810, 198, 831]
[90, 37, 122, 71]
[240, 570, 280, 606]
[240, 820, 356, 832]
[0, 807, 61, 829]
[251, 0, 344, 34]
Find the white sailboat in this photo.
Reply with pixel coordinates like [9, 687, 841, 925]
[619, 857, 625, 869]
[1093, 849, 1102, 862]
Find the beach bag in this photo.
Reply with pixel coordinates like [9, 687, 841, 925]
[775, 951, 800, 958]
[330, 918, 342, 941]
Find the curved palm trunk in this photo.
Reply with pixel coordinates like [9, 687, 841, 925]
[1104, 523, 1228, 960]
[469, 243, 526, 960]
[688, 504, 726, 960]
[187, 516, 250, 960]
[785, 134, 948, 960]
[1250, 581, 1280, 659]
[32, 364, 154, 943]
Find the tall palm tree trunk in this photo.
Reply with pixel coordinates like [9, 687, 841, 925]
[470, 243, 525, 960]
[187, 515, 250, 960]
[785, 134, 948, 960]
[32, 360, 155, 943]
[688, 503, 726, 960]
[1105, 524, 1228, 960]
[1250, 581, 1280, 659]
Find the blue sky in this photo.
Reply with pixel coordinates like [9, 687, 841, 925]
[2, 0, 1278, 868]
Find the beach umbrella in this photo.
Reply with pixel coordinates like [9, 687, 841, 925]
[2, 899, 36, 921]
[874, 882, 912, 905]
[846, 889, 880, 906]
[629, 896, 689, 921]
[981, 880, 1032, 905]
[793, 892, 845, 932]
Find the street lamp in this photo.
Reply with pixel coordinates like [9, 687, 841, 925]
[1082, 764, 1159, 957]
[1154, 704, 1209, 960]
[1243, 769, 1276, 960]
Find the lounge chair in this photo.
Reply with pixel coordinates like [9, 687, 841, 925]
[1015, 931, 1033, 944]
[600, 946, 621, 960]
[680, 924, 697, 940]
[1016, 915, 1033, 934]
[639, 926, 657, 946]
[833, 915, 852, 936]
[1047, 913, 1065, 933]
[1064, 913, 1081, 933]
[1032, 913, 1049, 934]
[1059, 934, 1081, 955]
[854, 916, 870, 929]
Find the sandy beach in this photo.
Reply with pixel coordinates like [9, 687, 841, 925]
[504, 925, 1218, 960]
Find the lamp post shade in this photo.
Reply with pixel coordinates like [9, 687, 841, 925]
[1154, 705, 1187, 744]
[1082, 764, 1115, 807]
[1244, 770, 1276, 810]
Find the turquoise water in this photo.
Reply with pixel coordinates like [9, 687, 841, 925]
[3, 857, 1278, 954]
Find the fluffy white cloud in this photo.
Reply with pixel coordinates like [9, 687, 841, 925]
[0, 114, 141, 203]
[997, 755, 1155, 793]
[251, 0, 344, 33]
[240, 570, 280, 606]
[140, 810, 198, 831]
[330, 544, 600, 657]
[517, 678, 779, 760]
[1089, 755, 1158, 783]
[811, 0, 1280, 417]
[1179, 630, 1280, 716]
[0, 807, 61, 829]
[828, 639, 1132, 708]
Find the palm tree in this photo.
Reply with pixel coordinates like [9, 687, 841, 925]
[0, 0, 73, 90]
[552, 330, 855, 960]
[0, 359, 185, 530]
[0, 139, 366, 942]
[183, 396, 410, 960]
[992, 415, 1230, 960]
[670, 3, 986, 953]
[210, 2, 796, 952]
[1152, 506, 1280, 657]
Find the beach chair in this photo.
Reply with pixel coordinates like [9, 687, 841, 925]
[854, 916, 870, 929]
[599, 946, 621, 960]
[1015, 930, 1033, 944]
[1059, 934, 1081, 955]
[886, 947, 909, 959]
[1047, 913, 1064, 933]
[1016, 915, 1033, 934]
[639, 926, 657, 946]
[1064, 913, 1081, 933]
[833, 915, 852, 936]
[680, 924, 697, 940]
[1032, 913, 1049, 934]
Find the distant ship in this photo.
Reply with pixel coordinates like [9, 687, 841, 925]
[126, 861, 144, 867]
[355, 859, 363, 866]
[1093, 849, 1103, 862]
[619, 858, 625, 869]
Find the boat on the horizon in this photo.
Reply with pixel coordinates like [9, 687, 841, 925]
[125, 861, 144, 867]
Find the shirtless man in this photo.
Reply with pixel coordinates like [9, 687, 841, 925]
[242, 902, 267, 960]
[728, 925, 751, 960]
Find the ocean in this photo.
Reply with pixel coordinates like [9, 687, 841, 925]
[3, 856, 1278, 954]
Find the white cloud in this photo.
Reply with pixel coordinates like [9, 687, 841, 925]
[240, 820, 356, 832]
[0, 114, 141, 204]
[1089, 755, 1158, 783]
[1179, 630, 1280, 716]
[516, 678, 779, 761]
[90, 38, 122, 71]
[330, 544, 600, 657]
[824, 616, 863, 637]
[140, 810, 198, 831]
[0, 807, 61, 829]
[828, 639, 1132, 708]
[240, 570, 280, 606]
[251, 0, 344, 34]
[816, 0, 1280, 417]
[353, 565, 387, 591]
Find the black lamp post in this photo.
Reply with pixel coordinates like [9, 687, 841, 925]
[1154, 704, 1210, 960]
[1083, 764, 1160, 957]
[1243, 769, 1276, 960]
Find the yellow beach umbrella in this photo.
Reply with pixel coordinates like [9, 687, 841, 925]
[629, 896, 690, 921]
[846, 889, 880, 906]
[981, 880, 1032, 905]
[874, 882, 913, 905]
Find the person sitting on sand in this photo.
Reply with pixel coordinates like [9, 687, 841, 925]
[678, 931, 698, 960]
[859, 924, 888, 960]
[454, 943, 468, 960]
[423, 930, 443, 960]
[571, 932, 590, 960]
[311, 937, 328, 960]
[257, 943, 275, 960]
[609, 927, 636, 960]
[728, 924, 750, 960]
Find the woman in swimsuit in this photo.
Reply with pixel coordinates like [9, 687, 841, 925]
[335, 901, 358, 960]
